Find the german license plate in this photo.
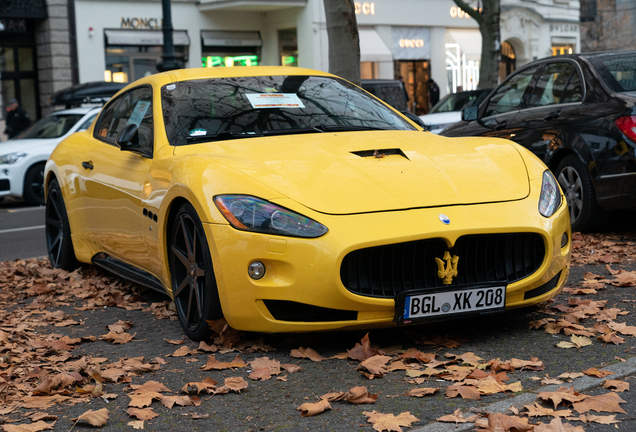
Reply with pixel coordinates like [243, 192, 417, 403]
[398, 285, 506, 324]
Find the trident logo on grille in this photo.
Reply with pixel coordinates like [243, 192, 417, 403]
[436, 251, 459, 285]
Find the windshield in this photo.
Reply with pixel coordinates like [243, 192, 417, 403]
[588, 53, 636, 93]
[161, 75, 416, 146]
[17, 114, 85, 139]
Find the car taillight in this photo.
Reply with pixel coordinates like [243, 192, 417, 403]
[615, 116, 636, 142]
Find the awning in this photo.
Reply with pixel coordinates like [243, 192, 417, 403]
[446, 30, 482, 57]
[201, 31, 262, 47]
[359, 29, 392, 62]
[104, 30, 190, 46]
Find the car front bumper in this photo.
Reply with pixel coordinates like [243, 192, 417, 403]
[200, 197, 571, 333]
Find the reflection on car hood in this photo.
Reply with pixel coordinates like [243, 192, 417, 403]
[418, 111, 462, 126]
[175, 130, 529, 215]
[0, 137, 61, 155]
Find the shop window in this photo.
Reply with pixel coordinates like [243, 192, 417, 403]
[552, 44, 574, 56]
[201, 31, 261, 68]
[499, 41, 516, 83]
[395, 60, 430, 115]
[360, 62, 379, 79]
[279, 29, 298, 67]
[104, 45, 188, 83]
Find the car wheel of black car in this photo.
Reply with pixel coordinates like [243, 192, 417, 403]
[170, 202, 222, 341]
[45, 178, 79, 270]
[24, 163, 46, 206]
[556, 155, 604, 232]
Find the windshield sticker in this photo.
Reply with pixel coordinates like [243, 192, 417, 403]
[245, 93, 305, 109]
[189, 128, 207, 136]
[126, 100, 151, 127]
[166, 84, 176, 90]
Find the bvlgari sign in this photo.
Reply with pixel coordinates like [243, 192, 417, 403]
[121, 17, 162, 29]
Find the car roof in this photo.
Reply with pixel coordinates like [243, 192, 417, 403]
[47, 106, 100, 116]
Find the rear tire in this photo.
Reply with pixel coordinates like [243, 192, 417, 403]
[555, 155, 605, 232]
[24, 163, 46, 206]
[45, 178, 79, 270]
[169, 202, 222, 341]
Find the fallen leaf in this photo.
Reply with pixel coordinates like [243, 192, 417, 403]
[297, 398, 331, 417]
[200, 354, 246, 370]
[290, 347, 324, 362]
[1, 421, 56, 432]
[348, 333, 381, 361]
[557, 335, 592, 349]
[364, 410, 420, 432]
[572, 392, 627, 414]
[582, 368, 614, 378]
[476, 413, 533, 432]
[128, 420, 145, 429]
[437, 408, 478, 423]
[533, 417, 585, 432]
[126, 408, 159, 421]
[407, 388, 439, 398]
[71, 408, 109, 428]
[602, 379, 629, 392]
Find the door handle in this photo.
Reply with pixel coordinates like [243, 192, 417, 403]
[82, 161, 93, 170]
[544, 111, 561, 121]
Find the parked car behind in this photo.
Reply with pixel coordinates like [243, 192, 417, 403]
[361, 79, 409, 112]
[419, 88, 491, 134]
[0, 82, 124, 205]
[441, 50, 636, 232]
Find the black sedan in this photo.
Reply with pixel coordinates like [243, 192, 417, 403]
[441, 50, 636, 232]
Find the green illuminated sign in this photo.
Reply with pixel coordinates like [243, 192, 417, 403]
[201, 55, 259, 67]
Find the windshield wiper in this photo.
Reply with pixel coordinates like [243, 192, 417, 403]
[185, 131, 263, 143]
[262, 124, 388, 137]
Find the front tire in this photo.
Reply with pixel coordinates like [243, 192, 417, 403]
[24, 163, 45, 206]
[45, 178, 79, 270]
[169, 203, 222, 341]
[555, 155, 604, 232]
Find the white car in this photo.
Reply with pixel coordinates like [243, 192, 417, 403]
[419, 89, 492, 134]
[0, 107, 99, 205]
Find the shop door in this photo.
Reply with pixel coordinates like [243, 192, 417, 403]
[395, 61, 430, 115]
[130, 55, 158, 82]
[0, 43, 39, 127]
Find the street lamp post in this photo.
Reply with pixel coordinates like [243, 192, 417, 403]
[156, 0, 183, 72]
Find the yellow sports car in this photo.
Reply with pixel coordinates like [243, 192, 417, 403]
[44, 67, 571, 340]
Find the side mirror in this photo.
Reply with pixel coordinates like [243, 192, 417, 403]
[116, 124, 142, 153]
[462, 106, 479, 122]
[401, 111, 427, 129]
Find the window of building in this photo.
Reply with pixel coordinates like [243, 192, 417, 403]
[499, 41, 516, 82]
[201, 31, 261, 68]
[279, 29, 298, 67]
[360, 62, 379, 79]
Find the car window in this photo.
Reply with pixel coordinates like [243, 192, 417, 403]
[17, 114, 85, 139]
[430, 90, 489, 114]
[485, 67, 539, 116]
[94, 87, 153, 154]
[77, 114, 97, 132]
[161, 75, 416, 146]
[528, 63, 580, 108]
[562, 70, 583, 103]
[587, 53, 636, 93]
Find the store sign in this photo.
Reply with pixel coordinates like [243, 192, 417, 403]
[355, 2, 376, 15]
[0, 19, 27, 33]
[550, 23, 579, 34]
[392, 27, 430, 60]
[120, 17, 162, 30]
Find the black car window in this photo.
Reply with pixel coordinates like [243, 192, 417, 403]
[485, 67, 539, 116]
[161, 75, 416, 146]
[94, 87, 153, 154]
[528, 63, 579, 108]
[562, 70, 583, 103]
[588, 53, 636, 93]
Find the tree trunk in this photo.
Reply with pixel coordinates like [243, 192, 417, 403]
[323, 0, 361, 85]
[453, 0, 500, 89]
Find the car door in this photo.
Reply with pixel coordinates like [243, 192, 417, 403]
[451, 66, 540, 140]
[79, 86, 154, 268]
[510, 61, 584, 161]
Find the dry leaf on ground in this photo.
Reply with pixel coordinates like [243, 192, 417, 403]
[364, 410, 420, 432]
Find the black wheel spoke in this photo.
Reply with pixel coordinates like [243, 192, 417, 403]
[174, 275, 190, 297]
[48, 232, 62, 254]
[194, 266, 205, 278]
[50, 195, 62, 220]
[181, 222, 194, 261]
[171, 245, 190, 268]
[46, 217, 61, 230]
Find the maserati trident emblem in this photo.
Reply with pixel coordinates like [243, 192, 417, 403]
[436, 251, 459, 285]
[439, 214, 450, 225]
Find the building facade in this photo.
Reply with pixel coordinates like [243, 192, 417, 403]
[1, 0, 581, 124]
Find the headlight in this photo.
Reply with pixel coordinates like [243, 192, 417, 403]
[214, 195, 328, 238]
[0, 152, 27, 164]
[538, 170, 562, 217]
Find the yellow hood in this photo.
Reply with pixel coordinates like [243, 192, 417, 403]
[174, 131, 529, 215]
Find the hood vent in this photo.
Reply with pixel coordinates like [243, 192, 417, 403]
[351, 148, 409, 160]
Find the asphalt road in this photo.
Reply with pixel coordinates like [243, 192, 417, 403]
[0, 198, 46, 261]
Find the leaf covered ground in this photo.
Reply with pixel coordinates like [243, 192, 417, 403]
[1, 232, 636, 431]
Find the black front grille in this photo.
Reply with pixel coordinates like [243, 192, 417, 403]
[341, 233, 545, 298]
[0, 179, 9, 191]
[263, 300, 357, 322]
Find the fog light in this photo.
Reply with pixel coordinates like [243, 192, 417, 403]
[248, 261, 266, 280]
[561, 232, 568, 248]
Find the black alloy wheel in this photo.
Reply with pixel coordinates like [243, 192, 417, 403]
[24, 163, 46, 206]
[555, 155, 605, 232]
[45, 178, 79, 270]
[169, 203, 222, 341]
